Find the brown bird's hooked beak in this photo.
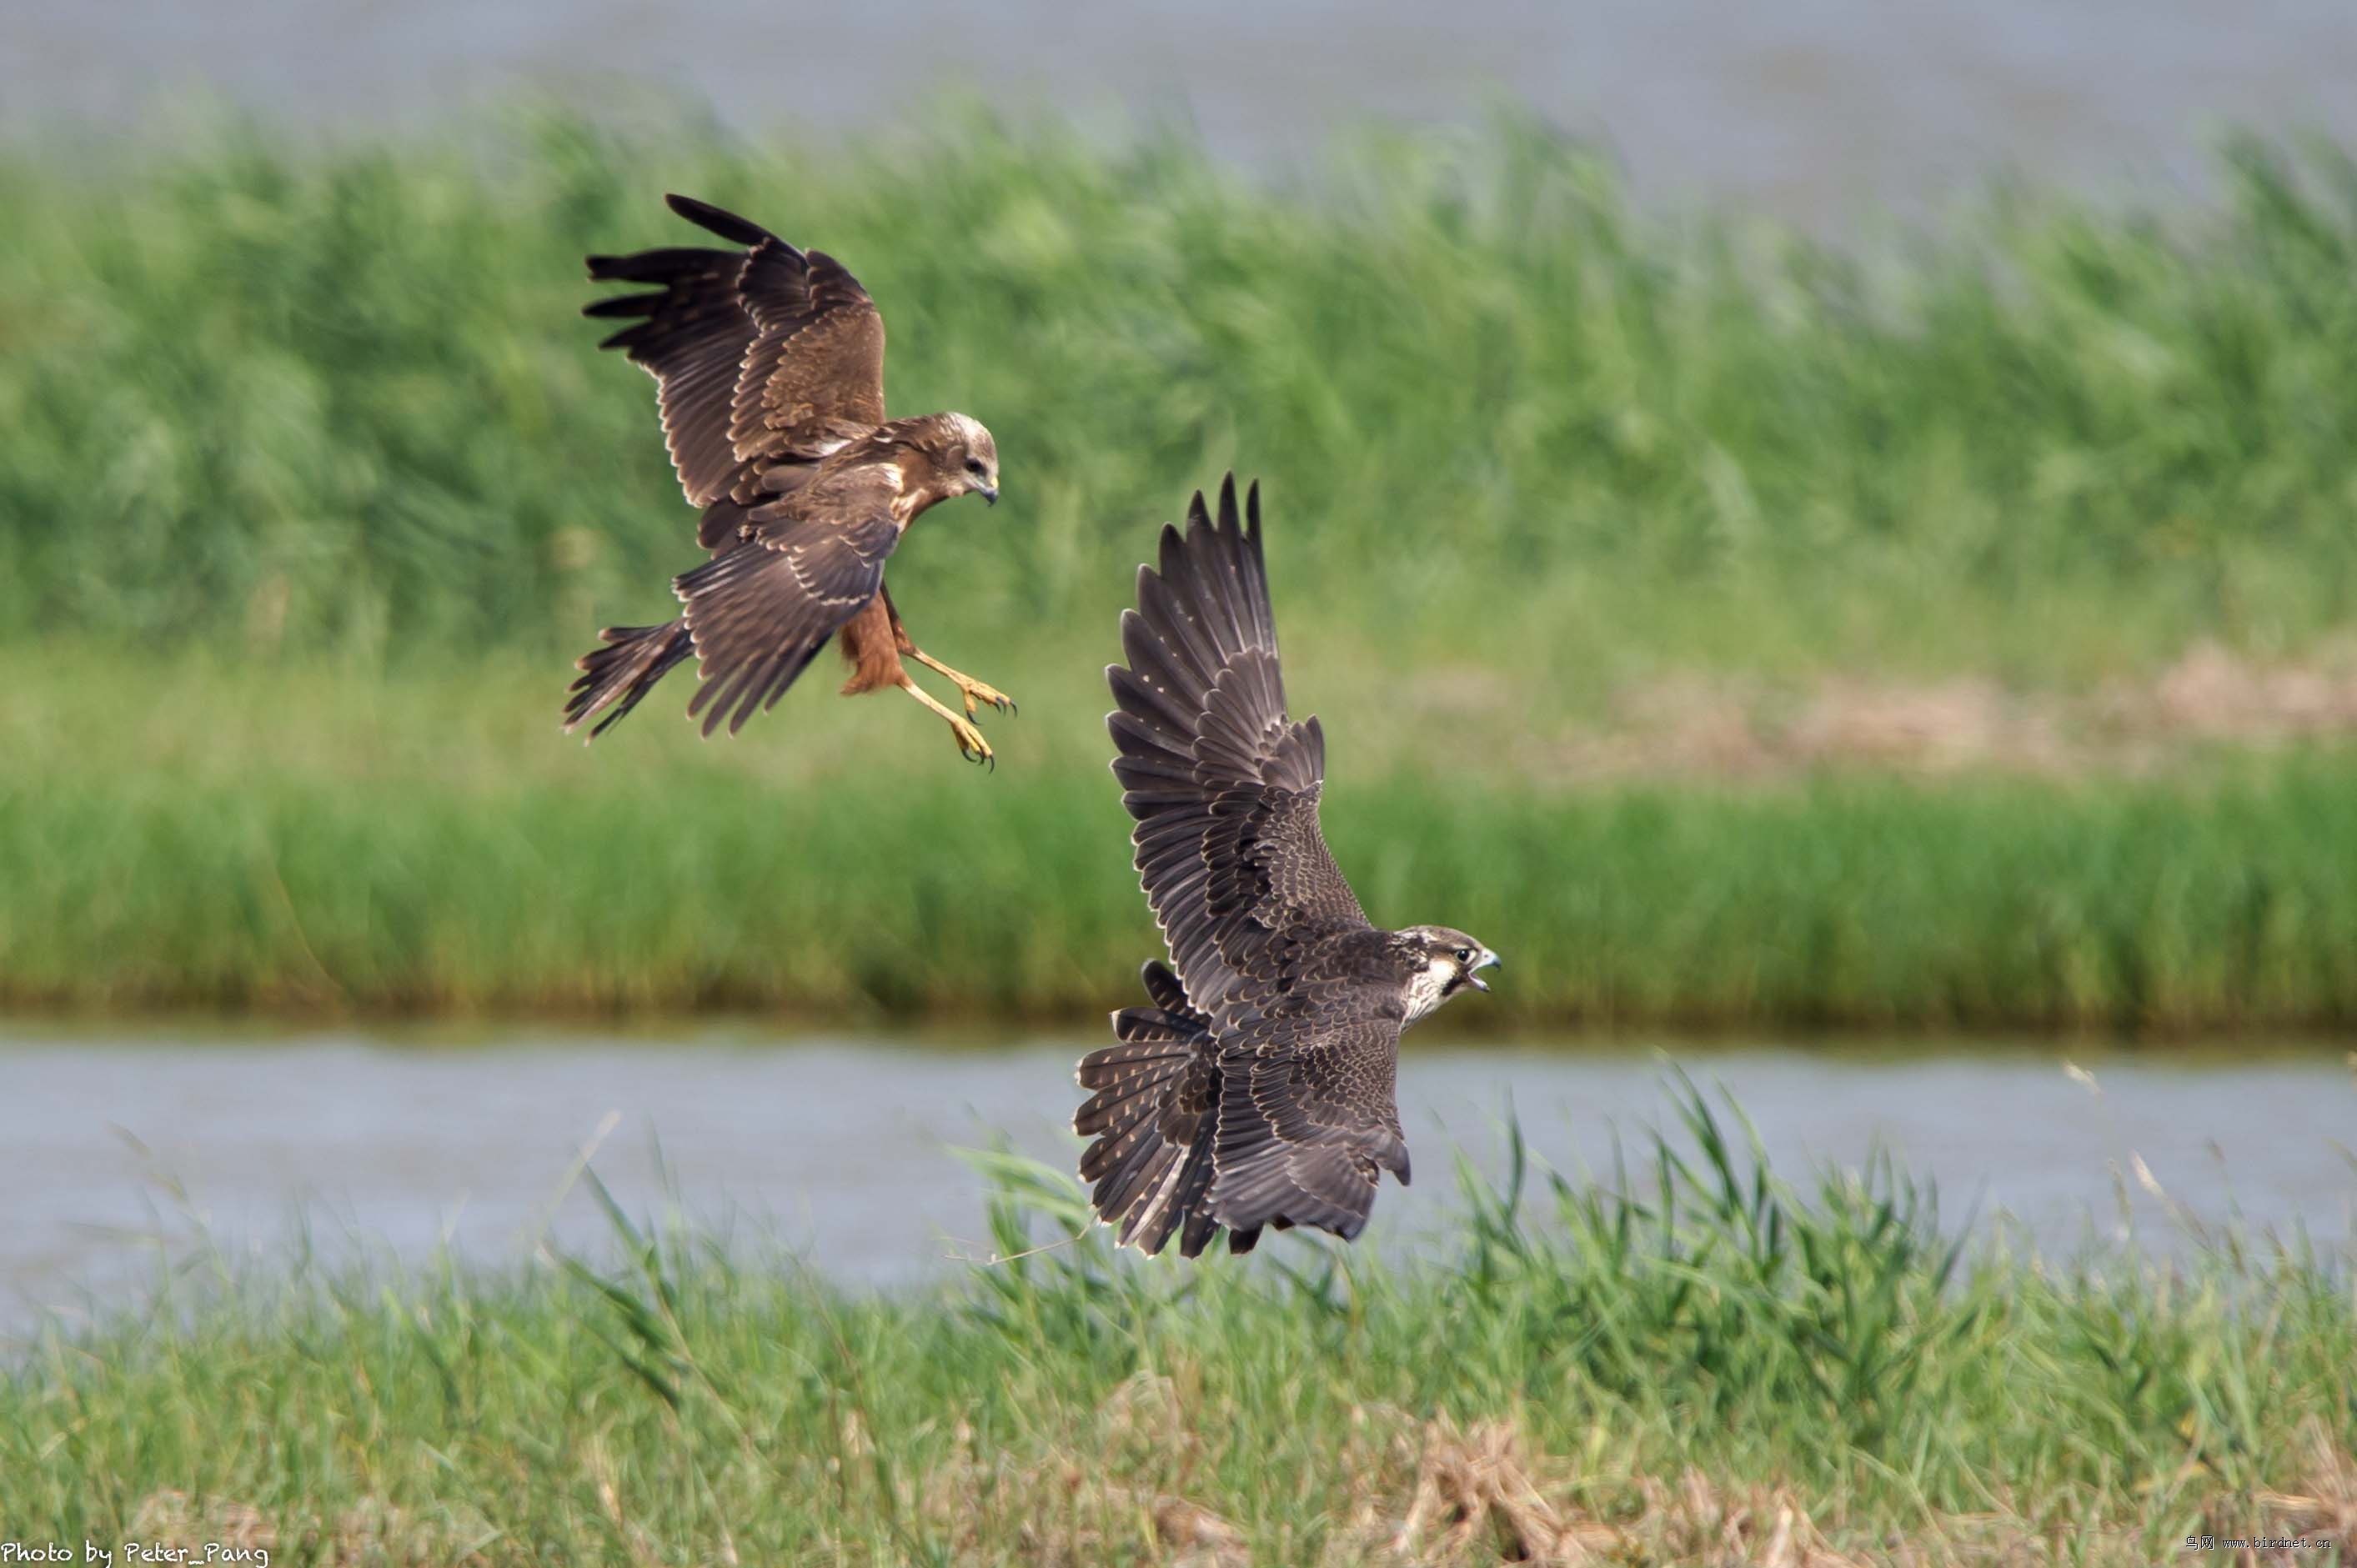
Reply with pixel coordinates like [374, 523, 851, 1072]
[1468, 949, 1501, 993]
[978, 485, 999, 506]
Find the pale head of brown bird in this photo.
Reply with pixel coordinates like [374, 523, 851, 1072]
[1395, 924, 1502, 1022]
[859, 411, 999, 519]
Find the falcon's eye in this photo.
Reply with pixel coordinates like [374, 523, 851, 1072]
[1452, 946, 1472, 964]
[964, 458, 986, 477]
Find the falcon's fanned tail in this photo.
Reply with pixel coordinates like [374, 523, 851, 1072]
[1074, 961, 1244, 1258]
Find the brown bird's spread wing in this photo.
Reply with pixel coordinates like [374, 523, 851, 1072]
[584, 194, 887, 544]
[1107, 475, 1369, 1024]
[671, 513, 900, 738]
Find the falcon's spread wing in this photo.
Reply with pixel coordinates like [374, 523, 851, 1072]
[1206, 984, 1410, 1246]
[1108, 477, 1367, 1022]
[672, 512, 900, 738]
[1087, 476, 1407, 1255]
[585, 194, 887, 547]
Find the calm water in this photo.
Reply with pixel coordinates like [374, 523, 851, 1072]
[5, 1026, 2351, 1333]
[8, 1, 2357, 227]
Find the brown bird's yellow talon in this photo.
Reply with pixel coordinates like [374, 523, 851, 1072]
[561, 193, 1005, 768]
[952, 716, 995, 766]
[957, 676, 1016, 720]
[902, 675, 997, 770]
[910, 649, 1015, 721]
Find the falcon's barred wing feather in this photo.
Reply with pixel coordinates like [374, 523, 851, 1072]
[1077, 963, 1410, 1258]
[1107, 476, 1367, 1020]
[585, 194, 886, 544]
[1209, 1003, 1410, 1244]
[1088, 477, 1415, 1259]
[672, 513, 900, 738]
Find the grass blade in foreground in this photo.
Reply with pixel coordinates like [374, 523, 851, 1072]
[5, 1081, 2351, 1563]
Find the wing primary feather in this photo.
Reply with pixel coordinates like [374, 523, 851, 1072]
[1120, 600, 1211, 715]
[664, 193, 785, 249]
[1092, 476, 1403, 1258]
[1106, 672, 1195, 747]
[581, 292, 661, 319]
[1134, 568, 1224, 697]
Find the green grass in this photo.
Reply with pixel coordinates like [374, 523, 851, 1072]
[4, 113, 2357, 682]
[8, 650, 2357, 1029]
[7, 1083, 2352, 1564]
[10, 115, 2357, 1027]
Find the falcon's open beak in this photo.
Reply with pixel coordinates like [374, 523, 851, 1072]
[1468, 949, 1501, 993]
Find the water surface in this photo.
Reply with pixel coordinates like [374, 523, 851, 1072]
[7, 1026, 2352, 1334]
[8, 1, 2357, 228]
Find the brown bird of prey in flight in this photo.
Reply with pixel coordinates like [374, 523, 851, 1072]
[564, 194, 1014, 763]
[1075, 477, 1501, 1257]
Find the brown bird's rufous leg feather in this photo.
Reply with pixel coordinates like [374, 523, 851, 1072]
[881, 585, 1016, 721]
[837, 591, 998, 765]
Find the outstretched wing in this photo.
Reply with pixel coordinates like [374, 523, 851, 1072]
[1208, 999, 1411, 1245]
[671, 513, 900, 738]
[584, 194, 887, 543]
[1106, 475, 1369, 1023]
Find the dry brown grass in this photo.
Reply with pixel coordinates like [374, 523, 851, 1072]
[115, 1404, 2357, 1567]
[128, 1487, 496, 1565]
[1524, 641, 2357, 784]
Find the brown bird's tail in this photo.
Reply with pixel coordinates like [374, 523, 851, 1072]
[1075, 961, 1249, 1258]
[564, 619, 694, 739]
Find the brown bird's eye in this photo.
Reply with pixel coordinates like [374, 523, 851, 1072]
[1453, 947, 1472, 964]
[965, 458, 985, 476]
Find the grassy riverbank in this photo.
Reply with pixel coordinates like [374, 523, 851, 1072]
[8, 118, 2357, 1028]
[7, 651, 2357, 1029]
[6, 1090, 2352, 1564]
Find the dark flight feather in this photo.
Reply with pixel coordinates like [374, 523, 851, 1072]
[569, 195, 996, 743]
[671, 513, 901, 738]
[583, 193, 886, 537]
[1079, 478, 1417, 1259]
[564, 619, 695, 738]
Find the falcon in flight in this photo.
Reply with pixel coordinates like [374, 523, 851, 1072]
[563, 194, 1015, 763]
[1075, 477, 1501, 1257]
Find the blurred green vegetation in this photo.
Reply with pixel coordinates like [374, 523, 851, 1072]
[7, 114, 2357, 1026]
[6, 649, 2356, 1029]
[3, 113, 2356, 677]
[8, 1085, 2353, 1562]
